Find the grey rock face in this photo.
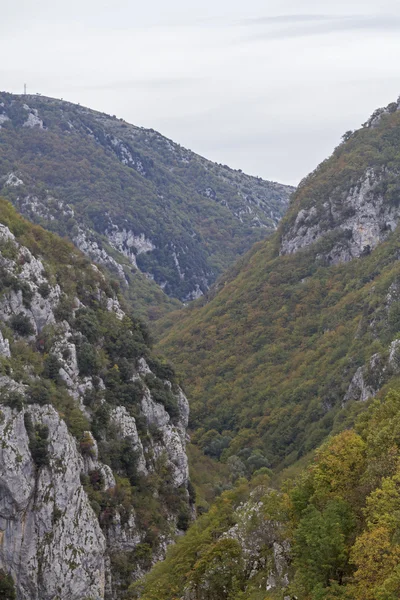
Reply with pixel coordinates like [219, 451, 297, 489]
[106, 227, 155, 267]
[0, 223, 191, 599]
[110, 406, 147, 475]
[281, 168, 400, 263]
[141, 386, 189, 487]
[73, 228, 128, 282]
[343, 339, 400, 404]
[0, 404, 106, 600]
[0, 330, 10, 357]
[223, 499, 290, 593]
[0, 224, 61, 335]
[343, 359, 380, 404]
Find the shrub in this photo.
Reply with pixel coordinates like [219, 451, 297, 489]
[38, 282, 51, 298]
[54, 297, 73, 322]
[20, 282, 34, 308]
[10, 313, 34, 336]
[76, 342, 101, 376]
[2, 391, 24, 411]
[0, 570, 16, 600]
[74, 308, 101, 343]
[80, 431, 96, 457]
[24, 413, 50, 469]
[27, 380, 52, 406]
[43, 354, 62, 382]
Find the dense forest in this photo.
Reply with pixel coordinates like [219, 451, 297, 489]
[156, 103, 400, 471]
[136, 388, 400, 600]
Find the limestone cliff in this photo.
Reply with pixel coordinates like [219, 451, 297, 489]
[280, 97, 400, 263]
[0, 201, 191, 599]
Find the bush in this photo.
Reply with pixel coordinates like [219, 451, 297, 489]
[38, 282, 51, 298]
[54, 297, 73, 322]
[2, 391, 24, 411]
[24, 413, 50, 469]
[0, 570, 16, 600]
[43, 354, 62, 382]
[27, 380, 52, 405]
[10, 312, 34, 336]
[80, 431, 96, 457]
[20, 282, 34, 308]
[177, 506, 190, 531]
[76, 342, 101, 376]
[74, 308, 101, 343]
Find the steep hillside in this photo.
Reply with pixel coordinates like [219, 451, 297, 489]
[0, 200, 192, 599]
[135, 389, 400, 600]
[157, 97, 400, 470]
[0, 92, 293, 315]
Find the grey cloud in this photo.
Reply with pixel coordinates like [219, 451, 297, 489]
[243, 14, 345, 25]
[239, 14, 400, 42]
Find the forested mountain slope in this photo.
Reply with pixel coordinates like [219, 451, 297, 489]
[157, 97, 400, 471]
[136, 97, 400, 600]
[0, 200, 192, 599]
[136, 389, 400, 600]
[0, 92, 292, 316]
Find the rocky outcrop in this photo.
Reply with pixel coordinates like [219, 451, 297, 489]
[73, 228, 127, 282]
[0, 211, 192, 599]
[106, 227, 156, 268]
[182, 491, 290, 600]
[22, 104, 44, 129]
[141, 385, 189, 487]
[343, 339, 400, 404]
[281, 168, 400, 263]
[0, 225, 61, 335]
[0, 330, 10, 357]
[223, 499, 290, 593]
[0, 404, 106, 600]
[109, 406, 147, 475]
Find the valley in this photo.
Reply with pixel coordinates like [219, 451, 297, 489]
[1, 92, 400, 600]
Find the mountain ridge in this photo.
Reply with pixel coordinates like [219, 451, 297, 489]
[0, 91, 293, 317]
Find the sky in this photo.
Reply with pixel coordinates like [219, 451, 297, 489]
[1, 0, 400, 185]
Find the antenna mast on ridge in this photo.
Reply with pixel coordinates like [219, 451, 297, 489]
[24, 84, 27, 95]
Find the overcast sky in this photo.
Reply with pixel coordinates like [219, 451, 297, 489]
[1, 0, 400, 185]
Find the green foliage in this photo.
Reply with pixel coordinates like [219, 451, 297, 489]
[157, 200, 400, 471]
[43, 353, 62, 382]
[26, 380, 53, 406]
[74, 308, 101, 343]
[37, 281, 51, 298]
[293, 500, 355, 596]
[0, 570, 16, 600]
[137, 390, 400, 600]
[132, 479, 252, 600]
[1, 390, 24, 411]
[24, 413, 50, 469]
[76, 342, 101, 376]
[9, 312, 34, 336]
